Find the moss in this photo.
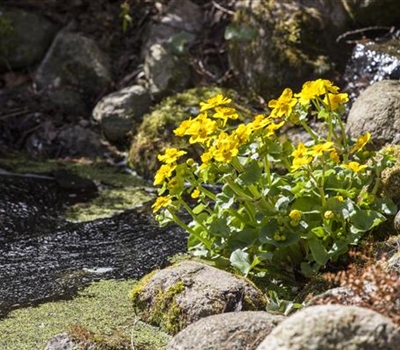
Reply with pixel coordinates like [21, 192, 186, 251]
[0, 279, 170, 350]
[128, 86, 255, 178]
[130, 271, 187, 335]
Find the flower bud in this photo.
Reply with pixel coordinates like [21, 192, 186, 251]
[289, 209, 302, 221]
[186, 158, 195, 167]
[324, 210, 334, 219]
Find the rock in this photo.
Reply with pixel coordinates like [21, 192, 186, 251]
[167, 311, 284, 350]
[141, 0, 203, 57]
[35, 31, 112, 101]
[144, 43, 191, 99]
[47, 87, 89, 115]
[56, 125, 105, 157]
[227, 0, 349, 100]
[92, 85, 151, 142]
[344, 38, 400, 101]
[341, 0, 400, 26]
[43, 333, 78, 350]
[130, 260, 267, 335]
[0, 7, 58, 72]
[346, 80, 400, 146]
[256, 305, 400, 350]
[128, 87, 253, 178]
[307, 286, 360, 305]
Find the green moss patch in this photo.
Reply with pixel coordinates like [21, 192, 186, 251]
[0, 279, 170, 350]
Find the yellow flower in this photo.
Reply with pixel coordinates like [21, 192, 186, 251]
[266, 120, 285, 137]
[152, 195, 172, 213]
[213, 106, 238, 126]
[335, 195, 344, 202]
[330, 150, 340, 163]
[323, 93, 349, 111]
[174, 119, 192, 137]
[158, 148, 187, 164]
[350, 133, 371, 154]
[213, 132, 239, 163]
[341, 161, 368, 173]
[291, 156, 313, 171]
[201, 148, 214, 165]
[291, 142, 309, 159]
[191, 188, 200, 199]
[295, 79, 340, 105]
[289, 209, 302, 221]
[232, 124, 252, 145]
[268, 88, 297, 118]
[154, 163, 175, 185]
[309, 142, 335, 157]
[248, 114, 271, 131]
[200, 94, 231, 111]
[186, 114, 217, 144]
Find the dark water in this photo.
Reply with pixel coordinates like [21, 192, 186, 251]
[0, 174, 187, 317]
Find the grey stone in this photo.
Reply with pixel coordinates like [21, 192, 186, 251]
[47, 88, 88, 115]
[167, 311, 284, 350]
[131, 260, 267, 335]
[92, 85, 151, 142]
[144, 43, 191, 99]
[346, 80, 400, 146]
[256, 305, 400, 350]
[35, 31, 112, 101]
[57, 125, 104, 157]
[141, 0, 203, 57]
[43, 333, 77, 350]
[0, 7, 58, 72]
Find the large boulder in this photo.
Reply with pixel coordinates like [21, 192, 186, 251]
[130, 260, 267, 335]
[35, 31, 112, 102]
[0, 7, 58, 72]
[167, 311, 284, 350]
[257, 305, 400, 350]
[227, 0, 350, 100]
[346, 80, 400, 146]
[144, 43, 191, 99]
[92, 85, 151, 142]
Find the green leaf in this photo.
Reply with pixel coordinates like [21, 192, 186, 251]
[239, 160, 262, 185]
[193, 203, 206, 214]
[224, 25, 257, 42]
[230, 249, 251, 275]
[372, 197, 397, 215]
[275, 195, 291, 211]
[350, 209, 386, 232]
[169, 31, 195, 55]
[209, 217, 230, 238]
[308, 238, 330, 266]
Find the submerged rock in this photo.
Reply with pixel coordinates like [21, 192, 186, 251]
[167, 311, 284, 350]
[256, 305, 400, 350]
[130, 260, 267, 335]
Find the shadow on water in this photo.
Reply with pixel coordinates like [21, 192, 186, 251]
[0, 173, 187, 318]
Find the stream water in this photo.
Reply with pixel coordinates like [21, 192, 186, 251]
[0, 173, 187, 318]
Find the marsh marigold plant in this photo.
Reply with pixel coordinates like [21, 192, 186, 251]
[152, 80, 397, 279]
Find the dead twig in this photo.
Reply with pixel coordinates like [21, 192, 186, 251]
[336, 26, 395, 44]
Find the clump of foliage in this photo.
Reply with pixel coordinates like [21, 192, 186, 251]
[151, 79, 397, 280]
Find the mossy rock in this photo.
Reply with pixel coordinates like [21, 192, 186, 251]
[227, 0, 350, 100]
[128, 86, 255, 179]
[130, 260, 267, 335]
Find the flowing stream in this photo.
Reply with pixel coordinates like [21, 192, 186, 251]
[0, 173, 187, 318]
